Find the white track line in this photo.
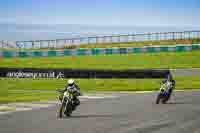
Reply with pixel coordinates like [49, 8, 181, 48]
[80, 95, 118, 99]
[0, 95, 117, 115]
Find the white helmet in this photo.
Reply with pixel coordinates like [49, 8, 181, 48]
[68, 79, 74, 86]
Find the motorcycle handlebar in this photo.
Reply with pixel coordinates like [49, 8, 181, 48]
[56, 89, 63, 93]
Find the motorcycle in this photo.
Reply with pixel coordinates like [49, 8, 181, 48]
[57, 89, 76, 118]
[156, 80, 175, 104]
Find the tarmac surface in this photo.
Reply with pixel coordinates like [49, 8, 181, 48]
[1, 91, 200, 133]
[171, 68, 200, 76]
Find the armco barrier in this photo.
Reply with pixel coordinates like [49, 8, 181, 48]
[0, 67, 171, 79]
[0, 44, 200, 58]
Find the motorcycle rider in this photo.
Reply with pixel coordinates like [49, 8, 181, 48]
[160, 74, 175, 93]
[59, 79, 81, 108]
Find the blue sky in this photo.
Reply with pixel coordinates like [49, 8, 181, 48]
[0, 0, 199, 26]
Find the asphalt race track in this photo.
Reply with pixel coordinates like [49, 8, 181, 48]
[1, 91, 200, 133]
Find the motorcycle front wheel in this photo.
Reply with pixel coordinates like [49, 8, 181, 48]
[59, 102, 65, 118]
[156, 94, 161, 104]
[65, 102, 72, 117]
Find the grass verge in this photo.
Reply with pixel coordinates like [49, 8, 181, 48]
[1, 76, 200, 103]
[0, 50, 200, 69]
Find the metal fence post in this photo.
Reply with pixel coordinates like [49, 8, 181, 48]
[188, 31, 191, 39]
[95, 37, 98, 44]
[71, 39, 74, 45]
[110, 36, 112, 43]
[1, 40, 3, 48]
[40, 41, 42, 49]
[156, 33, 159, 40]
[172, 32, 175, 40]
[55, 40, 57, 48]
[47, 41, 50, 48]
[102, 36, 105, 43]
[64, 39, 67, 46]
[180, 32, 183, 40]
[32, 41, 34, 49]
[96, 37, 99, 44]
[197, 31, 200, 38]
[88, 37, 90, 44]
[118, 36, 120, 42]
[148, 33, 151, 41]
[0, 40, 2, 48]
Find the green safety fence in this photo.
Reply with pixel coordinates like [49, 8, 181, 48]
[0, 44, 200, 58]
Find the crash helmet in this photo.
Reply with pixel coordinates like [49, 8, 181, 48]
[68, 79, 75, 86]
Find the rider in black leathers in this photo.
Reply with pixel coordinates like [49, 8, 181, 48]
[59, 79, 81, 108]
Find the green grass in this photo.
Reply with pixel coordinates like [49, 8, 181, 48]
[0, 78, 56, 103]
[2, 91, 56, 103]
[1, 76, 200, 103]
[0, 50, 200, 69]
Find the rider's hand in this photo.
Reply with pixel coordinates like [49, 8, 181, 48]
[56, 89, 64, 93]
[79, 92, 83, 96]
